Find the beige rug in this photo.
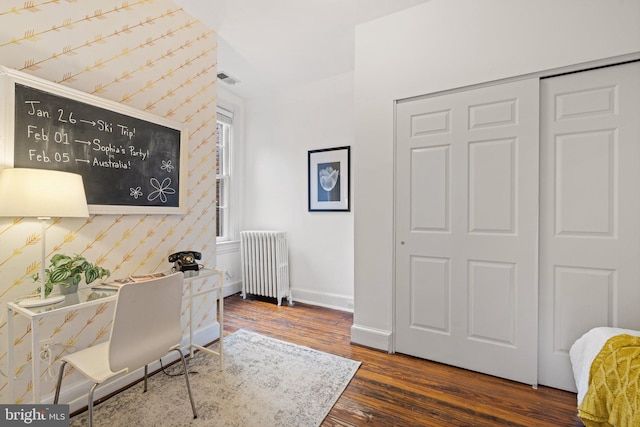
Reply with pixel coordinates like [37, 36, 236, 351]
[70, 329, 360, 426]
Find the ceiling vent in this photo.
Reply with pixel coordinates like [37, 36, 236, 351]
[217, 72, 240, 85]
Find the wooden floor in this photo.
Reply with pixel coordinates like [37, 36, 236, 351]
[223, 294, 584, 427]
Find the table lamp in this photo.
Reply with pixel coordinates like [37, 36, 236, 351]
[0, 168, 89, 307]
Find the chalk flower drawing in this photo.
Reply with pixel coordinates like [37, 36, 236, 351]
[130, 186, 143, 199]
[161, 159, 174, 173]
[147, 177, 175, 203]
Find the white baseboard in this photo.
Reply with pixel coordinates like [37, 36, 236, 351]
[289, 288, 353, 312]
[223, 280, 242, 298]
[49, 323, 220, 412]
[350, 324, 392, 352]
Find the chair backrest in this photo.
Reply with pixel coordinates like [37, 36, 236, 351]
[108, 272, 184, 372]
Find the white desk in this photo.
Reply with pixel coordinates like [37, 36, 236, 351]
[6, 268, 223, 404]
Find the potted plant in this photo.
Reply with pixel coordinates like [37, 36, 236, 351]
[33, 253, 111, 296]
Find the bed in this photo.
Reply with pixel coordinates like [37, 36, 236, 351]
[569, 327, 640, 427]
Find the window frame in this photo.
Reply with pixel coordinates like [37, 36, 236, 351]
[216, 107, 233, 243]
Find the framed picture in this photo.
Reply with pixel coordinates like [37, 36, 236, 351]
[308, 146, 350, 212]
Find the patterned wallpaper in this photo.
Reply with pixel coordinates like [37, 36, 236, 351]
[0, 0, 217, 403]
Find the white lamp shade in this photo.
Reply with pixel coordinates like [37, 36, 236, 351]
[0, 168, 89, 218]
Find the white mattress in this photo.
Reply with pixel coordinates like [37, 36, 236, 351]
[569, 326, 640, 405]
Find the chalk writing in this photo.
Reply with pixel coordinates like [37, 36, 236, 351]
[25, 101, 50, 117]
[13, 83, 182, 208]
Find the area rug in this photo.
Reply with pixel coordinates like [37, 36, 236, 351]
[70, 329, 360, 427]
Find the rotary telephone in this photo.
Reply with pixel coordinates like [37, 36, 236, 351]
[168, 251, 201, 274]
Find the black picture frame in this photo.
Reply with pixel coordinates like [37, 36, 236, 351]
[308, 146, 350, 212]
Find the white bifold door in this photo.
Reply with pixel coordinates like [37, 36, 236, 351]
[395, 79, 540, 385]
[395, 61, 640, 389]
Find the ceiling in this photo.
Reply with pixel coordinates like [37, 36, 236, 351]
[173, 0, 430, 99]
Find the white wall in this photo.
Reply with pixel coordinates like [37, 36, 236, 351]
[242, 71, 354, 310]
[352, 0, 640, 349]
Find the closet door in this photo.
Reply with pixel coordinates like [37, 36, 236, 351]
[538, 61, 640, 391]
[395, 79, 539, 385]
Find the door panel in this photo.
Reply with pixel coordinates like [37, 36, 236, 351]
[410, 146, 449, 231]
[395, 79, 539, 385]
[469, 138, 515, 233]
[538, 61, 640, 391]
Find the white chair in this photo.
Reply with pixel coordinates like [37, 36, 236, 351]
[54, 272, 197, 426]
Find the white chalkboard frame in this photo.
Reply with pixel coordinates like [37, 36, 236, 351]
[0, 66, 188, 215]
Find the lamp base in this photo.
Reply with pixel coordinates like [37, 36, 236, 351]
[18, 295, 66, 308]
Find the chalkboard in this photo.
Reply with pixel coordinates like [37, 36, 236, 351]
[0, 67, 187, 214]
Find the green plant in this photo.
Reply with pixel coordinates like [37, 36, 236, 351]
[33, 253, 111, 297]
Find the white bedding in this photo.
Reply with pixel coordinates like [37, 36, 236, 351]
[569, 326, 640, 405]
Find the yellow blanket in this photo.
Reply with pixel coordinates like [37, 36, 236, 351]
[578, 334, 640, 427]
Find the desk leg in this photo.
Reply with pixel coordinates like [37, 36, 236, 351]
[218, 271, 224, 370]
[31, 317, 40, 403]
[7, 307, 15, 403]
[185, 271, 224, 369]
[189, 280, 194, 359]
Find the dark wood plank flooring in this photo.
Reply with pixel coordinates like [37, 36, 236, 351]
[224, 294, 583, 427]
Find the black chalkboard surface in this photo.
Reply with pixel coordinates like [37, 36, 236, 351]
[3, 67, 187, 214]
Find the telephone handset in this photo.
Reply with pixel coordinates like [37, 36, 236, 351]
[168, 251, 201, 274]
[168, 251, 201, 263]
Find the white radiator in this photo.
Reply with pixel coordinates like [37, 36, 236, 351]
[240, 231, 291, 306]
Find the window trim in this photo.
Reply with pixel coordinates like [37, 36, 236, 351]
[216, 107, 233, 242]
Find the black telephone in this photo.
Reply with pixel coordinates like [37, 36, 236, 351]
[168, 251, 201, 273]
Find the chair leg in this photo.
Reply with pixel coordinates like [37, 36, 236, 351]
[171, 348, 198, 419]
[53, 361, 68, 404]
[55, 362, 98, 427]
[87, 382, 99, 427]
[144, 364, 148, 392]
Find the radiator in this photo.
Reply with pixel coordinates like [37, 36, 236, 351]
[240, 231, 291, 306]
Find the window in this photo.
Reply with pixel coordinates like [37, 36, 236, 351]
[216, 108, 233, 242]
